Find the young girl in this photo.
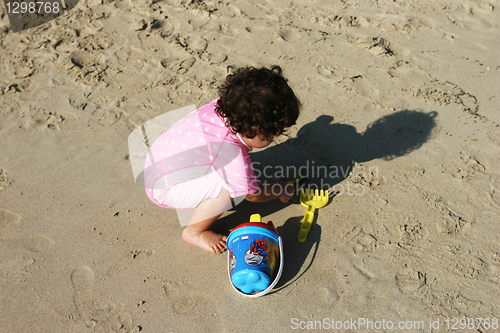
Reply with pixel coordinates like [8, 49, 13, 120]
[144, 66, 301, 253]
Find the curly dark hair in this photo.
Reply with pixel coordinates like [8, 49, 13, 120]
[215, 65, 301, 139]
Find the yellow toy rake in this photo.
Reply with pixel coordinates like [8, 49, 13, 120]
[298, 188, 329, 242]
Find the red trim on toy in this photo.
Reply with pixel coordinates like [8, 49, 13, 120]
[231, 221, 279, 235]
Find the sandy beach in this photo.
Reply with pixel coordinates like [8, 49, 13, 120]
[1, 0, 499, 332]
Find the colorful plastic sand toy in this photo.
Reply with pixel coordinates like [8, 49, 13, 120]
[227, 214, 283, 298]
[298, 189, 329, 242]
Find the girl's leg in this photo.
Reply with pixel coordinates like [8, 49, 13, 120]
[182, 187, 233, 253]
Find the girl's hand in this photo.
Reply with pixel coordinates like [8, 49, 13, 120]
[279, 182, 295, 203]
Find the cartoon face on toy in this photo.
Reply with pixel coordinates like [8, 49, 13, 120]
[244, 239, 268, 266]
[229, 249, 237, 272]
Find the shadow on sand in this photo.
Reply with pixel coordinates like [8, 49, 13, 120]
[215, 110, 438, 289]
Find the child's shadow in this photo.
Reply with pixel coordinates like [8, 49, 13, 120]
[251, 110, 438, 188]
[216, 110, 437, 286]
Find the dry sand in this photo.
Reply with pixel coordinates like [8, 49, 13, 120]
[1, 0, 500, 332]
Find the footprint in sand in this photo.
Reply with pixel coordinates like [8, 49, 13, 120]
[46, 26, 79, 52]
[89, 107, 125, 127]
[152, 14, 179, 39]
[0, 208, 54, 252]
[0, 208, 21, 233]
[181, 35, 208, 54]
[316, 65, 350, 84]
[26, 108, 65, 131]
[360, 37, 396, 57]
[345, 227, 378, 254]
[129, 18, 148, 32]
[71, 265, 95, 313]
[355, 36, 410, 58]
[318, 279, 342, 306]
[428, 291, 482, 317]
[8, 232, 54, 252]
[1, 257, 35, 283]
[395, 266, 427, 294]
[350, 167, 386, 189]
[445, 248, 486, 280]
[413, 77, 481, 118]
[77, 21, 105, 38]
[436, 214, 470, 235]
[449, 150, 486, 180]
[69, 91, 92, 111]
[0, 209, 38, 283]
[421, 192, 472, 235]
[70, 52, 98, 69]
[398, 219, 425, 247]
[14, 58, 35, 79]
[177, 57, 196, 74]
[200, 52, 228, 65]
[71, 265, 138, 331]
[79, 31, 121, 51]
[162, 280, 222, 329]
[106, 249, 155, 277]
[470, 2, 494, 14]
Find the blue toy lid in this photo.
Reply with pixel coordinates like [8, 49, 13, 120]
[231, 269, 271, 294]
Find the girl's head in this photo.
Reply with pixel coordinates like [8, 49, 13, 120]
[215, 65, 301, 147]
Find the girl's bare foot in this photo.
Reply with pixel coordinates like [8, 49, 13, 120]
[182, 227, 227, 253]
